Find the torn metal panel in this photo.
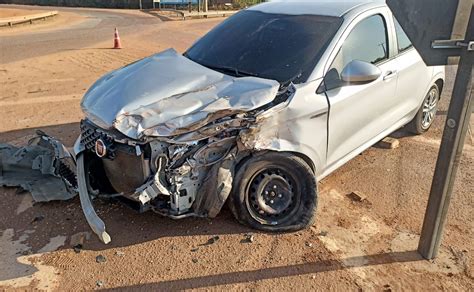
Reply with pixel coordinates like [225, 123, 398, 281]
[0, 134, 77, 202]
[193, 148, 237, 218]
[81, 48, 280, 140]
[240, 79, 328, 177]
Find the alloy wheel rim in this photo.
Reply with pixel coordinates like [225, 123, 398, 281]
[422, 88, 438, 129]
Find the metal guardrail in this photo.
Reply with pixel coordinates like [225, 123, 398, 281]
[0, 11, 58, 27]
[153, 9, 237, 20]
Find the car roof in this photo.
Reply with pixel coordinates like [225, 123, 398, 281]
[248, 0, 386, 17]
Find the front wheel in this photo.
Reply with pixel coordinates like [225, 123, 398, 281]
[406, 84, 440, 134]
[228, 152, 317, 232]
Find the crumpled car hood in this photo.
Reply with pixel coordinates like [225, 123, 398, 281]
[81, 48, 280, 140]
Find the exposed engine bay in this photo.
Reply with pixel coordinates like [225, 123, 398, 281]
[76, 85, 294, 244]
[78, 116, 245, 218]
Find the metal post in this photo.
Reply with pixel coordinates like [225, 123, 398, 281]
[418, 8, 474, 260]
[204, 0, 208, 12]
[139, 0, 142, 10]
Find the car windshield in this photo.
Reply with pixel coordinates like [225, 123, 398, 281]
[185, 10, 343, 85]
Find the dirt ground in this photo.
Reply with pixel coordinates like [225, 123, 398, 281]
[0, 7, 473, 291]
[0, 7, 83, 35]
[0, 8, 41, 18]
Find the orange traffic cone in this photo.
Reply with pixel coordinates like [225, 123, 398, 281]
[114, 28, 122, 49]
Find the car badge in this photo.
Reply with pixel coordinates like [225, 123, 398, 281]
[95, 139, 107, 158]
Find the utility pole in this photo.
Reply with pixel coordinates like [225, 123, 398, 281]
[204, 0, 208, 12]
[387, 0, 473, 260]
[418, 7, 473, 259]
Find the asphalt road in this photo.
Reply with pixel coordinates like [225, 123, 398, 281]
[0, 5, 162, 63]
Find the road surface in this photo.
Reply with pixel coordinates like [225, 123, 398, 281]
[0, 5, 162, 63]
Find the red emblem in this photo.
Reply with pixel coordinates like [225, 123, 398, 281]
[95, 139, 107, 158]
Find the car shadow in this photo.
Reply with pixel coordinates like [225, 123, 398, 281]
[102, 251, 423, 290]
[389, 128, 417, 139]
[0, 122, 80, 146]
[0, 123, 425, 286]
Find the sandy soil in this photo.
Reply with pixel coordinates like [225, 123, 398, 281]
[0, 9, 473, 291]
[0, 8, 41, 18]
[0, 7, 84, 36]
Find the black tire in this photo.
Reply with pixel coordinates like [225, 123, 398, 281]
[228, 152, 317, 232]
[406, 84, 440, 135]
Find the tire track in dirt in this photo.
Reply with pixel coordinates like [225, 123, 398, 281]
[0, 94, 80, 106]
[66, 50, 144, 74]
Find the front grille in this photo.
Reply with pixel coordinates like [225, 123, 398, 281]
[79, 120, 149, 195]
[80, 120, 102, 151]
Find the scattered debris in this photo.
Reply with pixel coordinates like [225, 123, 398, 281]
[347, 191, 368, 203]
[96, 255, 107, 263]
[204, 236, 220, 245]
[192, 258, 198, 263]
[31, 215, 45, 223]
[21, 249, 33, 256]
[318, 231, 328, 237]
[0, 133, 77, 202]
[114, 250, 125, 257]
[73, 244, 82, 254]
[96, 280, 104, 287]
[70, 232, 91, 247]
[191, 248, 199, 252]
[377, 137, 400, 149]
[305, 242, 313, 248]
[241, 233, 255, 243]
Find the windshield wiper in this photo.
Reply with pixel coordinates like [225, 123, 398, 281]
[202, 64, 260, 78]
[281, 70, 302, 87]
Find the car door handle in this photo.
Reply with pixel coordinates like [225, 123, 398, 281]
[383, 70, 398, 80]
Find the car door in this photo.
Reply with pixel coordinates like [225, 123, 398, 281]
[390, 16, 435, 119]
[324, 10, 399, 167]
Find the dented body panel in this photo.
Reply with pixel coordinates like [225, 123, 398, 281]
[81, 49, 280, 140]
[240, 79, 329, 177]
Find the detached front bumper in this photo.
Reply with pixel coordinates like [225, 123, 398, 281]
[76, 153, 111, 244]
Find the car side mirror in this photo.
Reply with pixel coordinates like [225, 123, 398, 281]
[340, 60, 381, 84]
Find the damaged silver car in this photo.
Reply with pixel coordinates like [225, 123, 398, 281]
[2, 1, 444, 244]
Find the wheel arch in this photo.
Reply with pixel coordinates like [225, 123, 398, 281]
[236, 147, 320, 177]
[435, 78, 444, 97]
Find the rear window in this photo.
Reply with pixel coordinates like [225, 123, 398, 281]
[185, 10, 343, 84]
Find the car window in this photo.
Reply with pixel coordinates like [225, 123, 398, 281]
[393, 17, 413, 53]
[324, 14, 388, 90]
